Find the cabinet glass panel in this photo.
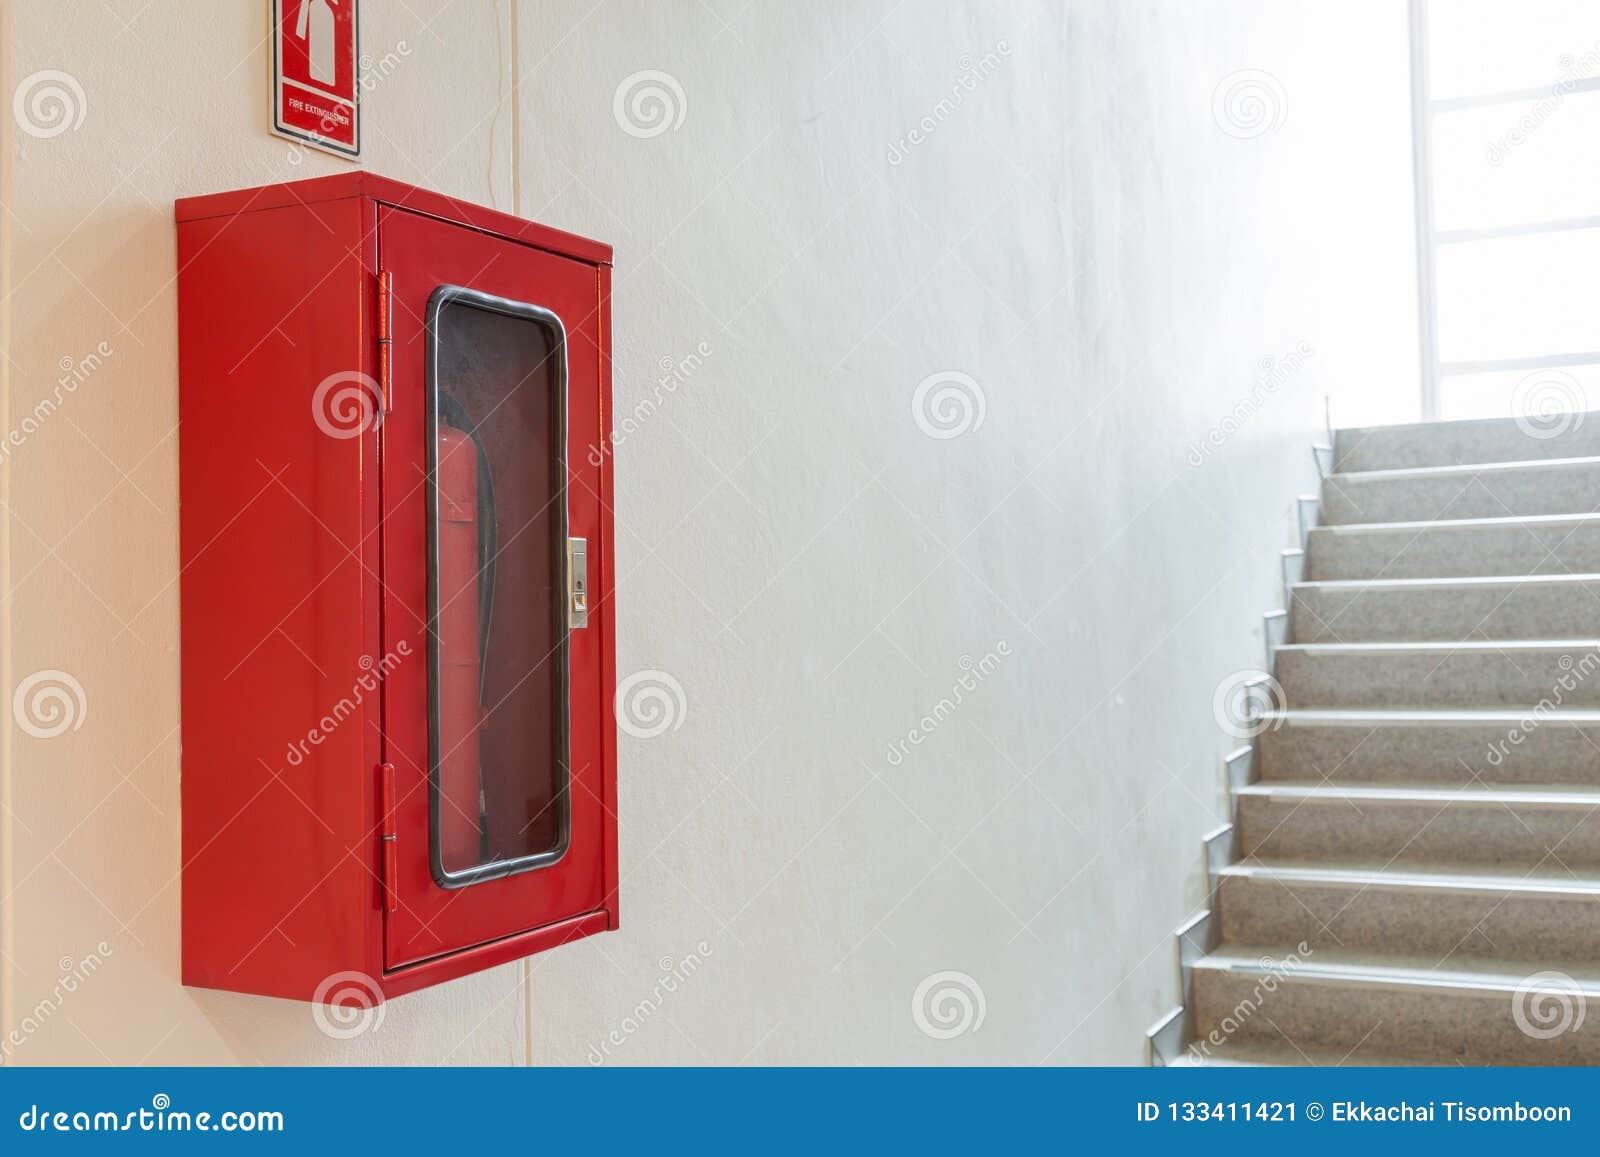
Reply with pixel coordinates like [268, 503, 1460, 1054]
[426, 286, 569, 886]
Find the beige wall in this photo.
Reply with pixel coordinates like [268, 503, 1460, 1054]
[0, 0, 1418, 1065]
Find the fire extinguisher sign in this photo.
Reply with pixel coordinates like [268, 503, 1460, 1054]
[270, 0, 360, 158]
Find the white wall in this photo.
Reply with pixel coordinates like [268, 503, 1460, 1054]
[0, 0, 1418, 1065]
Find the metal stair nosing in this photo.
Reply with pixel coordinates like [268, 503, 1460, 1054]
[1145, 766, 1255, 1064]
[1147, 437, 1323, 1066]
[1264, 609, 1288, 655]
[1297, 494, 1320, 547]
[1144, 814, 1239, 1065]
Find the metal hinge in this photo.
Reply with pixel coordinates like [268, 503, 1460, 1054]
[378, 761, 397, 913]
[376, 269, 393, 415]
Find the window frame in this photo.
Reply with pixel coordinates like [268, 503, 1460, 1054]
[423, 283, 572, 889]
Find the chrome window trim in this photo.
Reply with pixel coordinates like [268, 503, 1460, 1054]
[424, 283, 571, 889]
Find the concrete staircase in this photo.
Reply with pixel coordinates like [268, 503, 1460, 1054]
[1148, 411, 1600, 1066]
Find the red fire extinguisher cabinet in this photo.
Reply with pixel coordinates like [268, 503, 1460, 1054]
[175, 173, 617, 1003]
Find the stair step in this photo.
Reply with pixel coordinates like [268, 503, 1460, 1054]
[1334, 412, 1600, 473]
[1217, 860, 1600, 961]
[1290, 573, 1600, 642]
[1274, 641, 1600, 708]
[1234, 780, 1600, 869]
[1219, 857, 1600, 895]
[1170, 1039, 1417, 1066]
[1320, 456, 1600, 525]
[1190, 948, 1600, 1064]
[1236, 781, 1600, 807]
[1305, 513, 1600, 581]
[1169, 420, 1600, 1066]
[1257, 708, 1600, 785]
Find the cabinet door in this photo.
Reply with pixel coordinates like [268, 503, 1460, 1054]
[379, 206, 607, 970]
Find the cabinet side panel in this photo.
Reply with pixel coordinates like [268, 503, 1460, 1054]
[178, 196, 376, 1000]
